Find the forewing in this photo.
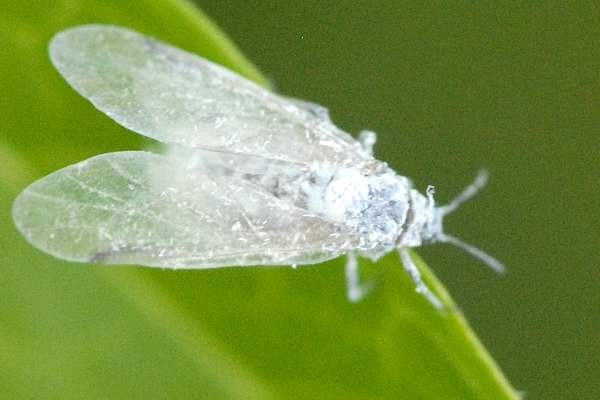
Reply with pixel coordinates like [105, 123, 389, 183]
[49, 25, 367, 167]
[13, 152, 356, 268]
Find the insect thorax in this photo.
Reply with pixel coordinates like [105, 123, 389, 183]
[301, 162, 411, 253]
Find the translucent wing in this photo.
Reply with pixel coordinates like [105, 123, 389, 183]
[49, 25, 368, 167]
[12, 152, 357, 268]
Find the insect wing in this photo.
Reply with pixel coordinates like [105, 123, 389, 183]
[49, 25, 367, 167]
[12, 152, 356, 268]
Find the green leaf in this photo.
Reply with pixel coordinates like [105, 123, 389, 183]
[0, 1, 519, 399]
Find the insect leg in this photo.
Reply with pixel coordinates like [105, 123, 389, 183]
[344, 252, 373, 302]
[358, 130, 377, 156]
[398, 249, 443, 309]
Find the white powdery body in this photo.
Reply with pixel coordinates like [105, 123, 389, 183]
[13, 25, 503, 308]
[301, 162, 411, 255]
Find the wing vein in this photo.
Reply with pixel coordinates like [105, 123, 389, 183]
[63, 174, 127, 204]
[106, 158, 144, 185]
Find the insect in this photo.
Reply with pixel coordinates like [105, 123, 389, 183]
[12, 25, 504, 309]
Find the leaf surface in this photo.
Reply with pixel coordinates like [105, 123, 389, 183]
[0, 1, 518, 398]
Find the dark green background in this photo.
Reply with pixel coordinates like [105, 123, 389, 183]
[1, 1, 598, 399]
[197, 2, 599, 399]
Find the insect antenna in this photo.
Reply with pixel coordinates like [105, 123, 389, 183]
[438, 169, 489, 216]
[435, 169, 505, 273]
[438, 233, 505, 273]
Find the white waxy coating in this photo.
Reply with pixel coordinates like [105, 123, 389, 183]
[13, 25, 502, 300]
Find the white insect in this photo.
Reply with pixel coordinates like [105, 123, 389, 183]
[12, 25, 504, 308]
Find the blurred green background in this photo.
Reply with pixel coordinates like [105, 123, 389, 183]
[1, 1, 598, 399]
